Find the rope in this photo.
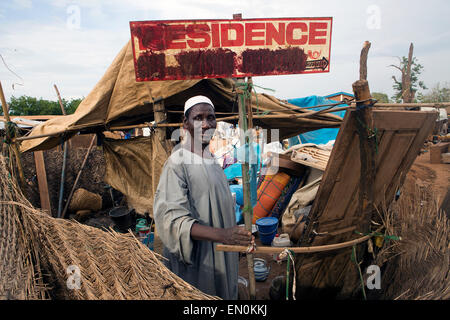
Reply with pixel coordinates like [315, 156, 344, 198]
[278, 249, 296, 300]
[235, 81, 274, 116]
[356, 111, 380, 154]
[351, 245, 367, 300]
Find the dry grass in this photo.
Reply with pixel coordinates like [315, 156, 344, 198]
[0, 153, 218, 300]
[373, 185, 449, 300]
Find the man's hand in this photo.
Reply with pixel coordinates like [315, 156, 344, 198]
[221, 225, 254, 246]
[191, 223, 254, 246]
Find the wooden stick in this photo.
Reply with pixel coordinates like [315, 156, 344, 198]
[0, 80, 25, 187]
[61, 135, 96, 219]
[216, 232, 374, 254]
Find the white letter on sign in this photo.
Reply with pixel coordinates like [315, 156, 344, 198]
[366, 5, 381, 30]
[366, 265, 381, 289]
[67, 265, 81, 290]
[67, 5, 81, 30]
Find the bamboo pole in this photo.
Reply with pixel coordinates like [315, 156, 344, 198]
[236, 76, 257, 300]
[0, 80, 25, 187]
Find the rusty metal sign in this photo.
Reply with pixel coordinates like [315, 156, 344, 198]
[130, 17, 332, 81]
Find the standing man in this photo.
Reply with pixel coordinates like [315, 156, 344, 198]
[154, 95, 253, 300]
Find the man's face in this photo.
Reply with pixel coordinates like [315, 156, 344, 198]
[183, 103, 217, 145]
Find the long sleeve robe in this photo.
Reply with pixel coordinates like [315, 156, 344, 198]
[153, 146, 238, 300]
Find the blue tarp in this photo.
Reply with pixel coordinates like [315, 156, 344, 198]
[287, 95, 348, 146]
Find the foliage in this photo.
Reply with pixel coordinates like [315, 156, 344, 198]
[417, 82, 450, 103]
[0, 95, 82, 116]
[372, 92, 390, 103]
[391, 56, 427, 103]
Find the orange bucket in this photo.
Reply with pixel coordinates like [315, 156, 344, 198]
[252, 172, 290, 224]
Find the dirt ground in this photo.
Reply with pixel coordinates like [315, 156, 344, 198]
[402, 151, 450, 208]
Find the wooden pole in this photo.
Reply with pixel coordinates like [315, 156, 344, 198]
[0, 80, 25, 187]
[34, 150, 51, 215]
[153, 99, 167, 143]
[353, 79, 376, 235]
[359, 41, 371, 81]
[61, 135, 96, 219]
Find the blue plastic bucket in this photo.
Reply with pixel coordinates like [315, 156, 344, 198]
[256, 217, 278, 245]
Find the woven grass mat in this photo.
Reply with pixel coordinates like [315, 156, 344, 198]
[0, 155, 217, 300]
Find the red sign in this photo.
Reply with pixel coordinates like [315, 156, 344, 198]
[130, 17, 332, 81]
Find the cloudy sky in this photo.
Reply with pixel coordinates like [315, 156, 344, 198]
[0, 0, 449, 102]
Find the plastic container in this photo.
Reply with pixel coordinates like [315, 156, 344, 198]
[138, 226, 154, 250]
[256, 217, 278, 245]
[135, 218, 147, 233]
[253, 258, 270, 282]
[271, 233, 292, 261]
[252, 172, 290, 224]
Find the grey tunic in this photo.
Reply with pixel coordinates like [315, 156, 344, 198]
[153, 146, 238, 299]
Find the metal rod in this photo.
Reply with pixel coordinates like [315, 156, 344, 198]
[57, 140, 68, 218]
[54, 84, 70, 218]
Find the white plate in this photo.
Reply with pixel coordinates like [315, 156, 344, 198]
[238, 224, 257, 234]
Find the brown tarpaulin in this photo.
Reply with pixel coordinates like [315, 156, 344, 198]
[20, 41, 342, 153]
[103, 135, 171, 215]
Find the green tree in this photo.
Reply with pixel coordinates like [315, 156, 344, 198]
[0, 95, 82, 116]
[417, 82, 450, 103]
[372, 92, 390, 103]
[390, 43, 427, 103]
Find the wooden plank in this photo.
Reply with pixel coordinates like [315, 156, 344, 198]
[34, 151, 51, 215]
[371, 109, 437, 130]
[373, 132, 416, 200]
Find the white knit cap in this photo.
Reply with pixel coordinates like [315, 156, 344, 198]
[184, 95, 214, 115]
